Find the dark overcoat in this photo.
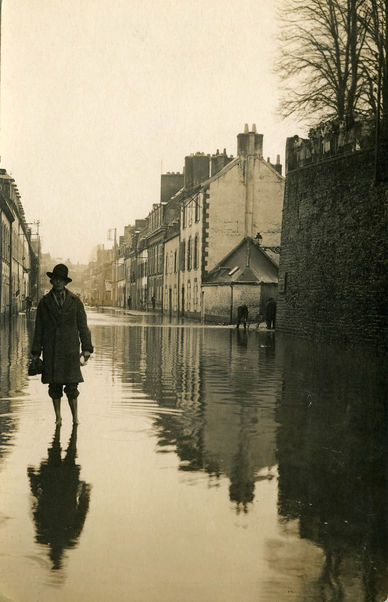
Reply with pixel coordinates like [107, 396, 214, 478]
[31, 290, 93, 384]
[265, 299, 277, 321]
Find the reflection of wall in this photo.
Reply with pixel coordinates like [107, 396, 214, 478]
[276, 338, 388, 600]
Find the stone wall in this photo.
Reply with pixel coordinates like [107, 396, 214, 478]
[277, 150, 388, 350]
[202, 283, 263, 324]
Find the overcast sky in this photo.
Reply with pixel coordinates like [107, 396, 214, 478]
[1, 0, 302, 264]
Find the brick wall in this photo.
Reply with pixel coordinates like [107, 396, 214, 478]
[277, 150, 388, 350]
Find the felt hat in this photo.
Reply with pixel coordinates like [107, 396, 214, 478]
[46, 263, 72, 283]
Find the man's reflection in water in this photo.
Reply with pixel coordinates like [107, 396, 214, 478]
[27, 425, 91, 571]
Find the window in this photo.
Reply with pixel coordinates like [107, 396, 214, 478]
[182, 205, 186, 229]
[187, 281, 191, 311]
[165, 254, 168, 274]
[174, 250, 177, 273]
[158, 245, 164, 273]
[195, 196, 200, 222]
[181, 240, 186, 271]
[194, 235, 198, 269]
[187, 237, 192, 271]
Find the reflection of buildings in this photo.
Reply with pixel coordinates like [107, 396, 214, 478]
[0, 317, 30, 465]
[99, 321, 279, 512]
[27, 426, 91, 571]
[200, 329, 278, 512]
[91, 315, 387, 595]
[276, 339, 388, 600]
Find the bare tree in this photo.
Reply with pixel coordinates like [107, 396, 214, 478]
[276, 0, 384, 124]
[357, 0, 385, 116]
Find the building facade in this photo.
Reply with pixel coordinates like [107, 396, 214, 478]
[83, 126, 284, 324]
[0, 169, 38, 316]
[163, 226, 180, 315]
[180, 126, 284, 319]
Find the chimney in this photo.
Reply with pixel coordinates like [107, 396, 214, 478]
[160, 172, 184, 203]
[210, 150, 233, 177]
[184, 154, 210, 190]
[237, 124, 263, 157]
[274, 154, 282, 176]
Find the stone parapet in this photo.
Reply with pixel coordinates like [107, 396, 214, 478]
[286, 118, 375, 172]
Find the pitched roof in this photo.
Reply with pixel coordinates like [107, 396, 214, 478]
[204, 237, 279, 284]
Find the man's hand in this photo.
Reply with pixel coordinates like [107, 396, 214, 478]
[82, 351, 91, 362]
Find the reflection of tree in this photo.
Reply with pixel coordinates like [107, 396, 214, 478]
[276, 340, 388, 600]
[27, 426, 91, 571]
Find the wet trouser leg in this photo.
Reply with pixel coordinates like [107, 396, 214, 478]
[64, 384, 80, 424]
[48, 383, 79, 423]
[48, 384, 63, 424]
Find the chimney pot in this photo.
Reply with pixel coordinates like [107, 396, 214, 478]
[252, 123, 257, 133]
[276, 154, 281, 164]
[244, 123, 249, 134]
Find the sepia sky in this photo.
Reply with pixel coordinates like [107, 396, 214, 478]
[0, 0, 302, 264]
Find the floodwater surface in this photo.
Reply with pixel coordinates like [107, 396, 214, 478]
[0, 309, 386, 602]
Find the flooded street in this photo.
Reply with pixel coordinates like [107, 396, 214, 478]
[0, 309, 386, 602]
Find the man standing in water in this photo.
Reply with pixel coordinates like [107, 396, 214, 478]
[31, 264, 93, 425]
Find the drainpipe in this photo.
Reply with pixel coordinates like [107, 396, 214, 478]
[9, 223, 13, 319]
[177, 216, 181, 318]
[229, 282, 234, 325]
[0, 210, 2, 315]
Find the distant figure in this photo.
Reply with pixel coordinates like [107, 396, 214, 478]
[127, 295, 132, 309]
[151, 295, 156, 311]
[25, 295, 33, 316]
[236, 304, 248, 329]
[31, 264, 93, 425]
[265, 298, 277, 329]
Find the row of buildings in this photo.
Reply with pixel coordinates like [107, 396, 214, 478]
[83, 125, 285, 322]
[0, 168, 40, 317]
